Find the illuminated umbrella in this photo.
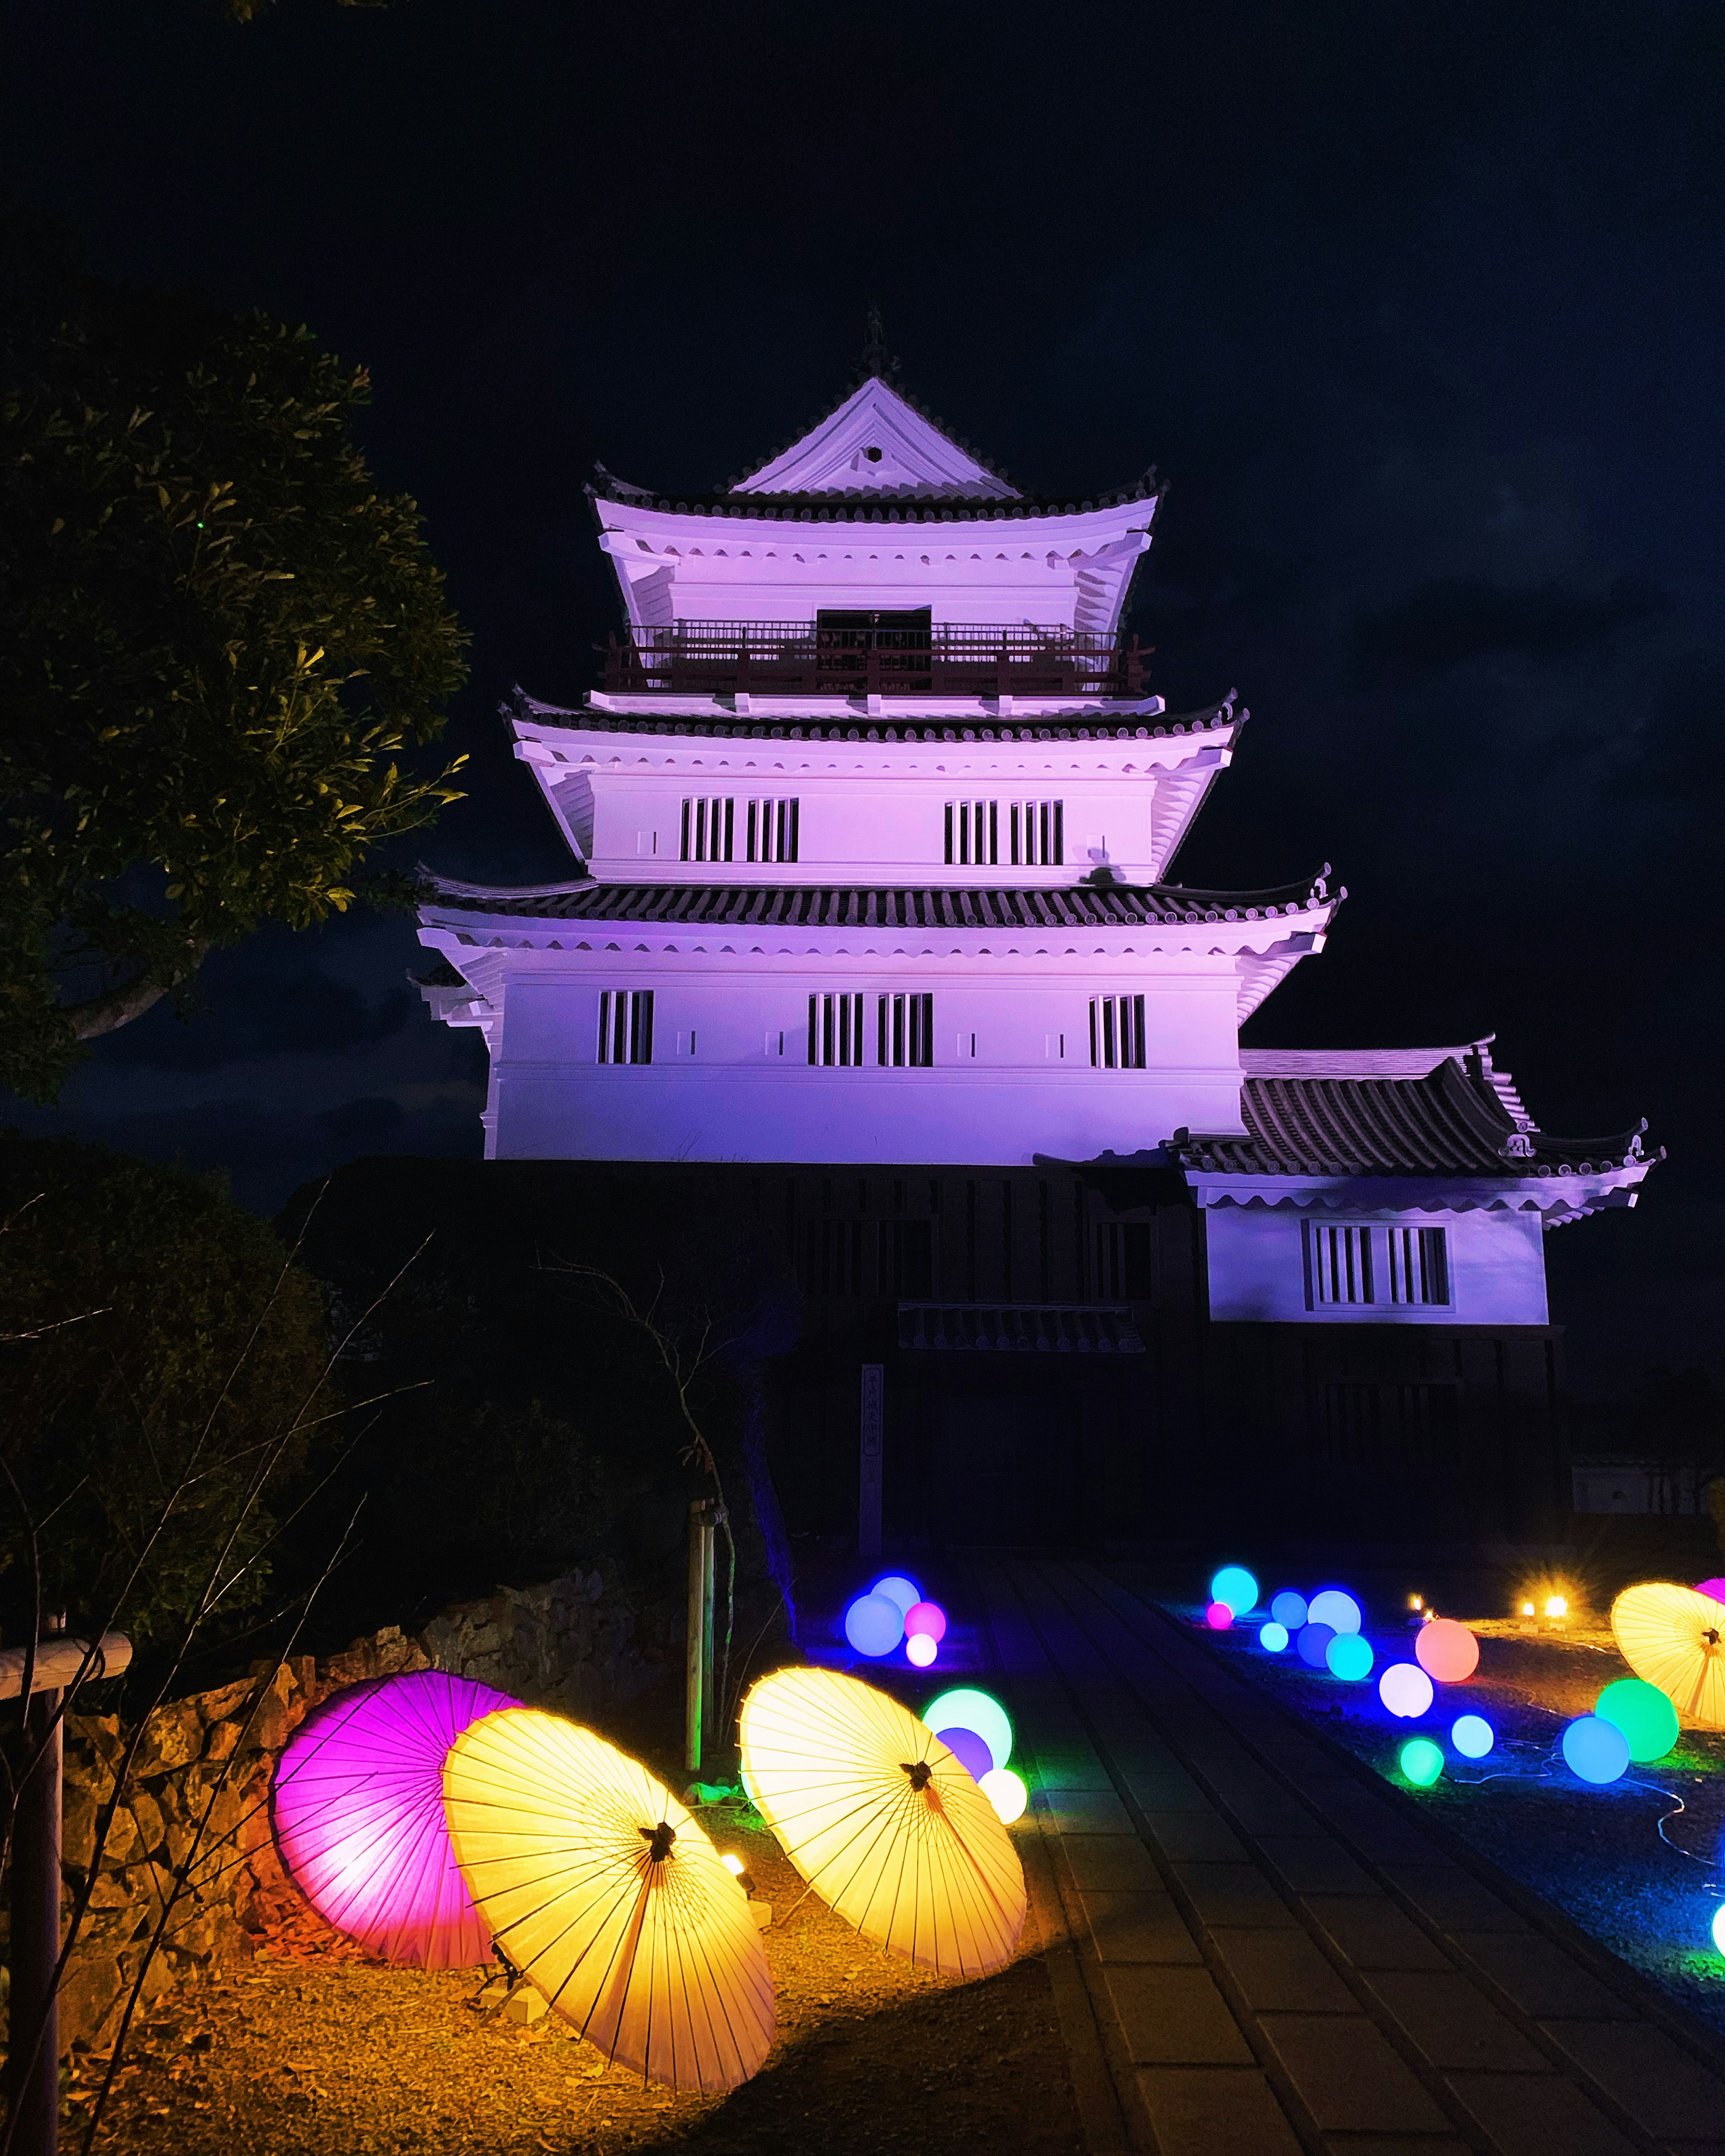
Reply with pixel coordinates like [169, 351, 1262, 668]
[1610, 1582, 1725, 1729]
[442, 1709, 773, 2093]
[738, 1666, 1025, 1977]
[272, 1671, 518, 1966]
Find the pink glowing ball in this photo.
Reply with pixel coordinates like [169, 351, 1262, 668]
[1204, 1601, 1233, 1630]
[273, 1671, 518, 1967]
[1413, 1617, 1479, 1684]
[904, 1601, 947, 1644]
[1696, 1577, 1725, 1604]
[906, 1633, 938, 1668]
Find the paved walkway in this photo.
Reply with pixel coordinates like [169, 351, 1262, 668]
[972, 1559, 1725, 2156]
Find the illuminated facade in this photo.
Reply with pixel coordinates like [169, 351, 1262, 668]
[417, 334, 1658, 1542]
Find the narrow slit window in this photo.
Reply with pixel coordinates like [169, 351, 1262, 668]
[745, 797, 799, 862]
[1386, 1226, 1450, 1306]
[1088, 995, 1146, 1069]
[877, 992, 934, 1067]
[807, 992, 866, 1066]
[1306, 1221, 1375, 1306]
[679, 796, 734, 863]
[597, 990, 655, 1065]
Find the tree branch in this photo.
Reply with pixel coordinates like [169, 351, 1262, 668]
[66, 945, 209, 1043]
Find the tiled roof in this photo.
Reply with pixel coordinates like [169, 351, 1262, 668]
[420, 872, 1332, 931]
[897, 1303, 1145, 1352]
[587, 479, 1161, 520]
[515, 689, 1234, 746]
[1174, 1056, 1649, 1178]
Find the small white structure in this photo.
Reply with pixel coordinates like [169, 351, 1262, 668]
[419, 341, 1657, 1338]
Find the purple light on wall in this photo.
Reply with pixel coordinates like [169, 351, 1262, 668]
[273, 1671, 518, 1967]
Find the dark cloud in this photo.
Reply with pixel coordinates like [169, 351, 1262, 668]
[1350, 576, 1665, 689]
[102, 968, 411, 1072]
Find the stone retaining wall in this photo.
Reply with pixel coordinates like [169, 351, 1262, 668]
[53, 1568, 666, 2055]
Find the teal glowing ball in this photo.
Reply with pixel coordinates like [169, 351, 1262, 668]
[1259, 1621, 1289, 1652]
[924, 1688, 1013, 1773]
[1451, 1714, 1495, 1759]
[1399, 1737, 1444, 1787]
[1209, 1565, 1260, 1617]
[1560, 1715, 1629, 1786]
[1270, 1590, 1308, 1630]
[844, 1594, 904, 1657]
[1594, 1678, 1679, 1763]
[1308, 1588, 1362, 1635]
[1326, 1633, 1374, 1682]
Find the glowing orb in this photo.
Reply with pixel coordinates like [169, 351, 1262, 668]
[273, 1671, 518, 1966]
[1209, 1566, 1259, 1617]
[845, 1594, 905, 1657]
[1593, 1679, 1678, 1764]
[906, 1633, 938, 1668]
[1521, 1602, 1535, 1617]
[1259, 1622, 1290, 1653]
[937, 1726, 992, 1780]
[1307, 1589, 1362, 1635]
[1204, 1601, 1234, 1630]
[904, 1601, 947, 1643]
[1544, 1596, 1568, 1619]
[1270, 1590, 1309, 1630]
[1296, 1621, 1336, 1669]
[979, 1767, 1028, 1825]
[720, 1852, 746, 1876]
[1451, 1714, 1495, 1758]
[924, 1688, 1013, 1773]
[870, 1575, 922, 1617]
[1414, 1618, 1479, 1683]
[1326, 1633, 1374, 1682]
[1713, 1903, 1725, 1957]
[1560, 1715, 1630, 1785]
[1379, 1663, 1434, 1719]
[1399, 1737, 1445, 1787]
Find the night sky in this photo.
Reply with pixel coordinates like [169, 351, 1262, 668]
[5, 2, 1721, 1397]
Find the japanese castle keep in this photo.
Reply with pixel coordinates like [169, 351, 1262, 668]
[416, 329, 1658, 1550]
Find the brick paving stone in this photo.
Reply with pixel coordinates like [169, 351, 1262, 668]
[1254, 1834, 1380, 1895]
[1113, 1758, 1212, 1812]
[1104, 1965, 1256, 2065]
[1141, 1811, 1252, 1864]
[1309, 1895, 1454, 1971]
[1536, 2021, 1725, 2141]
[1382, 1863, 1532, 1935]
[1208, 1928, 1360, 2015]
[1029, 1755, 1115, 1794]
[1362, 1970, 1552, 2073]
[1322, 2141, 1473, 2156]
[1135, 2067, 1305, 2156]
[1078, 1890, 1203, 1966]
[1218, 1786, 1325, 1836]
[1446, 2072, 1640, 2156]
[1449, 1932, 1639, 2021]
[1062, 1834, 1166, 1892]
[1173, 1862, 1299, 1930]
[1037, 1790, 1137, 1835]
[1258, 2011, 1452, 2132]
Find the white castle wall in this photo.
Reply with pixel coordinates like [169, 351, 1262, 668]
[1204, 1205, 1549, 1326]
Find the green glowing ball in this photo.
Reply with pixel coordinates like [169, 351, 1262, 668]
[1594, 1677, 1679, 1763]
[1399, 1737, 1445, 1788]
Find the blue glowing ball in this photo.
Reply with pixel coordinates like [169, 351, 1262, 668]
[870, 1575, 922, 1618]
[1307, 1588, 1362, 1636]
[1560, 1714, 1629, 1786]
[1296, 1621, 1336, 1669]
[1451, 1714, 1495, 1759]
[1326, 1633, 1374, 1682]
[1270, 1590, 1309, 1631]
[1259, 1621, 1290, 1653]
[1209, 1565, 1260, 1617]
[844, 1593, 905, 1657]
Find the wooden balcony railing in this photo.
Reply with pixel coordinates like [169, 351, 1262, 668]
[600, 622, 1150, 699]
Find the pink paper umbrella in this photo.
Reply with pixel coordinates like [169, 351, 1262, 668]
[273, 1671, 518, 1966]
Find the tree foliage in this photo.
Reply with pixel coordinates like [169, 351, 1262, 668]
[0, 1133, 336, 1645]
[0, 210, 467, 1099]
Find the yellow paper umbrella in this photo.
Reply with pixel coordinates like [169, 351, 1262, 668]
[442, 1710, 774, 2092]
[1610, 1582, 1725, 1729]
[738, 1666, 1025, 1977]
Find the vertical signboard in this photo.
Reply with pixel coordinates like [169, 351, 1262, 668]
[858, 1363, 884, 1558]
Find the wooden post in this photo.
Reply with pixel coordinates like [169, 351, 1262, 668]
[686, 1499, 707, 1774]
[7, 1616, 64, 2156]
[859, 1364, 884, 1559]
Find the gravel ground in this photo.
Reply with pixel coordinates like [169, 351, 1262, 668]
[1186, 1602, 1725, 2035]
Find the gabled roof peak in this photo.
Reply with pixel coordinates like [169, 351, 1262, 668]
[729, 372, 1020, 501]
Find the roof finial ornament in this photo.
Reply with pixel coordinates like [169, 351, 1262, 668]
[860, 304, 898, 381]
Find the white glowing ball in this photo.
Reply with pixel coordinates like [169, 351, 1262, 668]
[1378, 1662, 1435, 1719]
[979, 1767, 1027, 1825]
[720, 1851, 746, 1876]
[906, 1633, 937, 1668]
[1713, 1902, 1725, 1957]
